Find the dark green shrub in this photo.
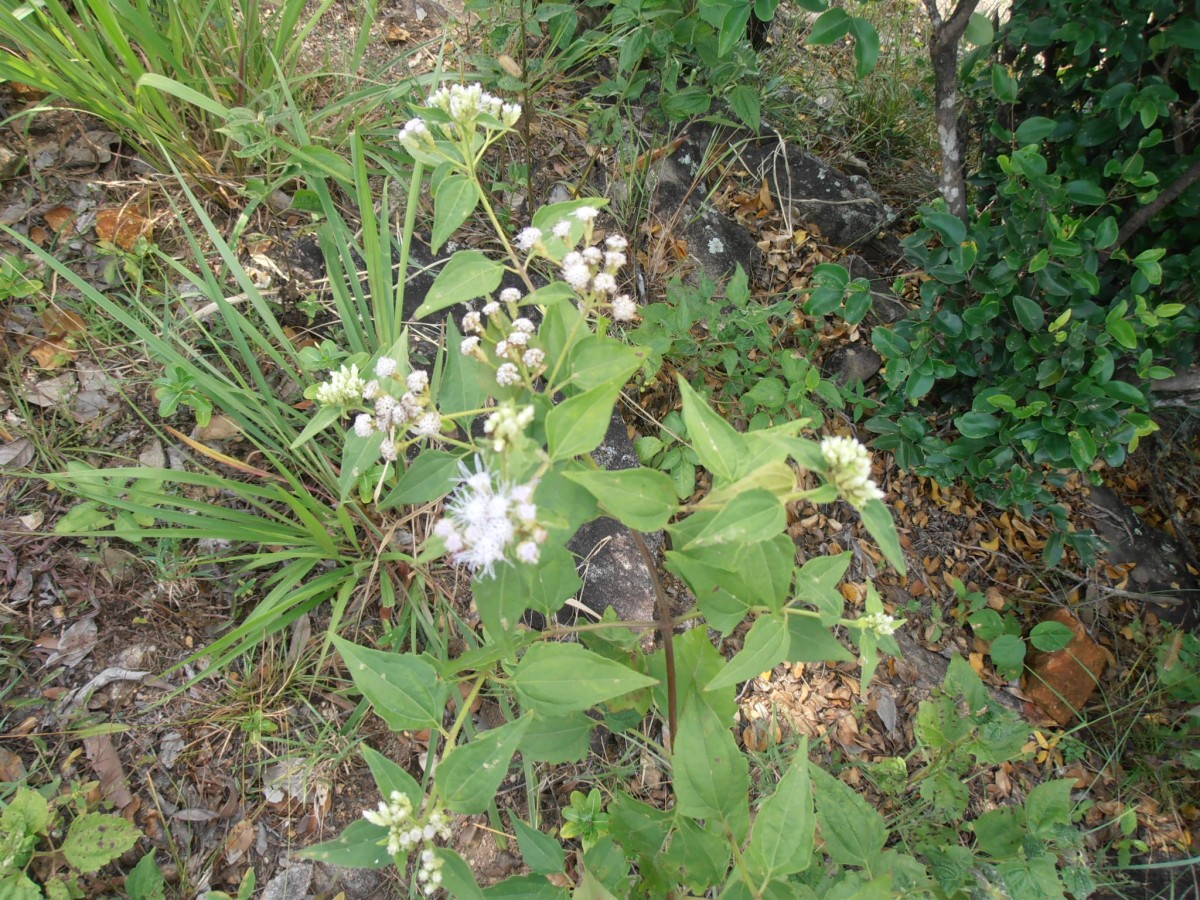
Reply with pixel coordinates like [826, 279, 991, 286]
[854, 0, 1200, 562]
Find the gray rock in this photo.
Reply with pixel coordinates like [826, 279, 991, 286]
[566, 408, 663, 625]
[260, 861, 313, 900]
[309, 860, 391, 899]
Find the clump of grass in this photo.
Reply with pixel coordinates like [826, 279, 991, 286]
[0, 0, 406, 184]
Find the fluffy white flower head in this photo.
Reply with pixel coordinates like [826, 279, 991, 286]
[516, 227, 542, 252]
[611, 294, 638, 322]
[436, 458, 542, 578]
[820, 435, 885, 508]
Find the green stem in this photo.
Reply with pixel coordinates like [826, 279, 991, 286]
[394, 160, 426, 345]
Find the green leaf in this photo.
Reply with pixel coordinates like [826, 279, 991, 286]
[563, 467, 678, 531]
[964, 12, 994, 45]
[62, 813, 141, 873]
[361, 745, 422, 805]
[332, 636, 446, 731]
[672, 702, 750, 840]
[973, 807, 1024, 857]
[858, 500, 906, 575]
[439, 715, 532, 813]
[727, 265, 750, 307]
[1025, 779, 1075, 838]
[747, 739, 814, 877]
[1066, 179, 1107, 206]
[728, 85, 761, 131]
[1012, 295, 1045, 331]
[706, 614, 791, 690]
[415, 250, 505, 319]
[431, 174, 480, 253]
[546, 381, 623, 461]
[662, 85, 712, 119]
[512, 817, 566, 875]
[807, 7, 850, 44]
[338, 428, 384, 502]
[793, 553, 851, 624]
[4, 787, 49, 836]
[125, 853, 167, 900]
[567, 335, 646, 391]
[812, 766, 886, 869]
[677, 376, 743, 482]
[289, 404, 341, 449]
[786, 614, 854, 663]
[1106, 318, 1138, 349]
[298, 819, 394, 868]
[438, 316, 490, 417]
[850, 18, 880, 77]
[1167, 18, 1200, 49]
[520, 712, 595, 763]
[380, 450, 463, 508]
[1102, 380, 1144, 404]
[1015, 116, 1056, 144]
[681, 489, 785, 549]
[988, 633, 1027, 679]
[511, 643, 657, 716]
[923, 211, 967, 245]
[991, 64, 1019, 103]
[436, 848, 485, 898]
[956, 411, 1000, 439]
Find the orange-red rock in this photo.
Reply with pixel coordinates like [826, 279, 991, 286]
[1022, 609, 1109, 726]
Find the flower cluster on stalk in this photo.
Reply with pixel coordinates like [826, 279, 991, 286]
[511, 212, 638, 323]
[459, 288, 547, 391]
[314, 359, 443, 465]
[433, 457, 547, 578]
[362, 791, 451, 894]
[819, 435, 885, 509]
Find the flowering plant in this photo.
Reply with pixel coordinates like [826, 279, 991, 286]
[294, 83, 920, 896]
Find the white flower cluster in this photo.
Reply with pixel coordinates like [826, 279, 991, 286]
[315, 363, 367, 406]
[362, 791, 451, 894]
[820, 435, 885, 509]
[558, 232, 637, 322]
[460, 290, 547, 389]
[351, 361, 442, 461]
[433, 457, 548, 578]
[859, 611, 899, 636]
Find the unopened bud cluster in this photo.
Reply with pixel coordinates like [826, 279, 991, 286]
[858, 611, 898, 636]
[820, 435, 885, 509]
[433, 456, 548, 578]
[459, 288, 547, 390]
[314, 359, 443, 464]
[398, 83, 520, 155]
[362, 791, 451, 894]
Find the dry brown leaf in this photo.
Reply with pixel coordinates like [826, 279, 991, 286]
[0, 748, 26, 783]
[83, 733, 133, 809]
[0, 438, 34, 468]
[95, 207, 152, 251]
[29, 336, 76, 370]
[43, 205, 76, 234]
[223, 819, 255, 865]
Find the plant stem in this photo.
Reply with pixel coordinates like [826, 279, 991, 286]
[631, 529, 676, 751]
